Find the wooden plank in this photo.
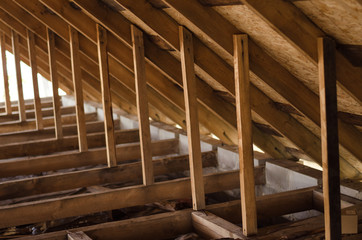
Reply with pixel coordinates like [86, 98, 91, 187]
[27, 29, 43, 130]
[192, 211, 245, 239]
[68, 232, 92, 240]
[0, 128, 139, 160]
[0, 138, 178, 178]
[96, 24, 117, 167]
[0, 151, 217, 200]
[233, 34, 257, 236]
[179, 26, 205, 210]
[131, 25, 154, 185]
[47, 28, 63, 139]
[69, 26, 88, 152]
[11, 29, 26, 122]
[318, 37, 341, 240]
[0, 31, 11, 114]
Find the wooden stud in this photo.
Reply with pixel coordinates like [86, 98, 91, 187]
[179, 26, 205, 210]
[11, 29, 26, 122]
[131, 25, 154, 185]
[67, 232, 92, 240]
[233, 34, 257, 236]
[47, 28, 63, 139]
[69, 26, 88, 152]
[27, 29, 43, 130]
[0, 31, 11, 115]
[318, 37, 341, 240]
[96, 24, 117, 167]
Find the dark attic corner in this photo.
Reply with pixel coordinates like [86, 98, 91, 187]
[0, 0, 361, 239]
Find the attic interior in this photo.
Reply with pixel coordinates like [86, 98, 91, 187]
[0, 0, 361, 239]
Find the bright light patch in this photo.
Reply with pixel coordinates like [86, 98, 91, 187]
[253, 144, 264, 153]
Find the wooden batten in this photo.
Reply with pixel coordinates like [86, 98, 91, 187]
[318, 37, 341, 240]
[233, 34, 257, 236]
[69, 26, 88, 152]
[131, 25, 154, 185]
[96, 24, 117, 167]
[0, 31, 11, 115]
[26, 29, 43, 130]
[179, 26, 205, 210]
[47, 28, 63, 139]
[11, 29, 26, 122]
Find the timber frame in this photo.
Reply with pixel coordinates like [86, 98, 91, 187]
[0, 0, 361, 239]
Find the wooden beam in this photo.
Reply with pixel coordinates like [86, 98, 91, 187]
[96, 24, 117, 167]
[26, 29, 43, 130]
[131, 25, 153, 185]
[0, 31, 11, 114]
[318, 37, 341, 240]
[69, 26, 88, 152]
[0, 138, 178, 178]
[0, 151, 217, 200]
[0, 100, 54, 114]
[11, 29, 26, 122]
[47, 28, 63, 139]
[67, 232, 92, 240]
[233, 34, 257, 235]
[179, 26, 205, 210]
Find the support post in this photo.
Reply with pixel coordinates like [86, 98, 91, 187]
[96, 24, 117, 167]
[27, 29, 43, 130]
[233, 34, 258, 236]
[69, 26, 88, 152]
[0, 31, 11, 115]
[131, 25, 153, 185]
[47, 28, 63, 139]
[179, 26, 205, 210]
[318, 37, 341, 240]
[11, 30, 26, 122]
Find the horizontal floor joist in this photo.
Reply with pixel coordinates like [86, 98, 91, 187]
[0, 112, 98, 134]
[0, 138, 179, 178]
[0, 119, 120, 145]
[0, 128, 139, 160]
[0, 100, 54, 114]
[0, 151, 218, 200]
[14, 187, 318, 240]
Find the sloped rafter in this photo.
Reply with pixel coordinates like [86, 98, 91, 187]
[23, 0, 293, 159]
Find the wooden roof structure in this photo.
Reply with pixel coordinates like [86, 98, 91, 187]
[0, 0, 361, 239]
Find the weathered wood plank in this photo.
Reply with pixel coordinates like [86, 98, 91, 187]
[67, 232, 92, 240]
[318, 37, 341, 240]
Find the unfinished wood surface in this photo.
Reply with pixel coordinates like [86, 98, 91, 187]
[26, 29, 43, 130]
[96, 24, 117, 167]
[11, 29, 26, 122]
[192, 211, 245, 239]
[131, 25, 153, 185]
[179, 26, 205, 210]
[69, 26, 88, 152]
[0, 138, 178, 178]
[47, 28, 63, 139]
[318, 37, 341, 240]
[67, 232, 92, 240]
[0, 31, 11, 114]
[0, 151, 217, 200]
[233, 34, 257, 236]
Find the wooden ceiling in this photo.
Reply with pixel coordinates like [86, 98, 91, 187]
[0, 0, 361, 178]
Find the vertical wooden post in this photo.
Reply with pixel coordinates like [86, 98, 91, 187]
[233, 34, 258, 236]
[27, 29, 43, 130]
[131, 25, 154, 185]
[47, 28, 63, 139]
[179, 26, 205, 210]
[11, 30, 26, 122]
[0, 31, 11, 115]
[96, 24, 117, 167]
[318, 37, 341, 240]
[69, 26, 88, 152]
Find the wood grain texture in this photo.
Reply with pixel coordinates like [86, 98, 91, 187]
[233, 34, 257, 236]
[69, 26, 88, 152]
[318, 37, 341, 240]
[0, 31, 11, 114]
[179, 26, 205, 210]
[131, 25, 153, 185]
